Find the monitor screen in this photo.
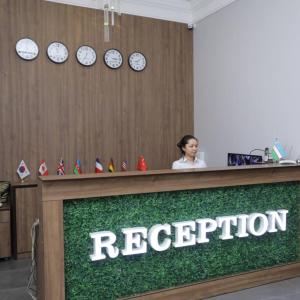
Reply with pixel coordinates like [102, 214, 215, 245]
[228, 153, 263, 166]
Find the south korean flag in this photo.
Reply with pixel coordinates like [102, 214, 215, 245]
[17, 160, 30, 180]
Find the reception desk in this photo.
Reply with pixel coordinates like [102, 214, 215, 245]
[37, 165, 300, 300]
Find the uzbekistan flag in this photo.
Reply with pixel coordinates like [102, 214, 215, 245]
[17, 160, 30, 180]
[73, 159, 82, 175]
[271, 141, 287, 161]
[95, 158, 104, 173]
[108, 158, 116, 172]
[57, 158, 65, 175]
[38, 160, 49, 176]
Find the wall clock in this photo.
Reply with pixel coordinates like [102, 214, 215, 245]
[76, 45, 97, 67]
[128, 52, 147, 72]
[15, 37, 39, 61]
[47, 41, 69, 64]
[103, 49, 123, 69]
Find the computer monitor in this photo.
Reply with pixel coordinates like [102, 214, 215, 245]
[227, 153, 263, 166]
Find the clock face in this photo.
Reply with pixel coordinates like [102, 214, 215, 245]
[47, 42, 69, 64]
[16, 38, 39, 61]
[76, 45, 97, 66]
[128, 52, 147, 72]
[103, 49, 123, 69]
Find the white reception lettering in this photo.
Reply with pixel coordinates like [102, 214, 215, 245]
[266, 209, 288, 232]
[216, 216, 237, 240]
[121, 227, 147, 256]
[90, 231, 119, 261]
[172, 221, 196, 247]
[247, 213, 269, 236]
[196, 218, 217, 243]
[148, 224, 171, 251]
[90, 209, 289, 261]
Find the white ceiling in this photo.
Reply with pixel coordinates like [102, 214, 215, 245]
[46, 0, 237, 24]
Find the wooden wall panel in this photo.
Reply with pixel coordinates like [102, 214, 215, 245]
[15, 187, 38, 255]
[0, 208, 11, 258]
[0, 0, 193, 181]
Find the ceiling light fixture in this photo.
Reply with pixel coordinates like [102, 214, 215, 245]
[103, 0, 121, 42]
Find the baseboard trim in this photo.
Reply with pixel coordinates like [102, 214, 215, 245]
[122, 262, 300, 300]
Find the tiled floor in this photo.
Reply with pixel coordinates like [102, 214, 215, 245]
[0, 258, 32, 300]
[0, 257, 299, 300]
[207, 277, 300, 300]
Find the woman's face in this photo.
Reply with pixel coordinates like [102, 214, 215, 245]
[183, 138, 198, 158]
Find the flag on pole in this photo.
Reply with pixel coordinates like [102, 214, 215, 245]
[137, 155, 148, 171]
[38, 160, 49, 176]
[271, 140, 287, 161]
[108, 158, 116, 172]
[57, 158, 65, 175]
[95, 158, 104, 173]
[121, 160, 128, 171]
[73, 159, 82, 175]
[17, 160, 30, 180]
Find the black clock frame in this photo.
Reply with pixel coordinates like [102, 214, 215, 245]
[76, 45, 97, 67]
[103, 48, 123, 70]
[15, 37, 39, 61]
[46, 41, 69, 64]
[128, 51, 147, 72]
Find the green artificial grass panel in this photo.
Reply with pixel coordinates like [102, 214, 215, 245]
[64, 182, 299, 300]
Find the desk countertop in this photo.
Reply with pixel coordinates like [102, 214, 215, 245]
[36, 163, 300, 201]
[38, 163, 300, 182]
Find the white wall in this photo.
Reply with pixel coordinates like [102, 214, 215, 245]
[194, 0, 300, 167]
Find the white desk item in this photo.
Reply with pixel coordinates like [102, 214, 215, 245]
[279, 160, 297, 165]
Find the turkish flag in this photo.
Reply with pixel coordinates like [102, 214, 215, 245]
[137, 155, 148, 171]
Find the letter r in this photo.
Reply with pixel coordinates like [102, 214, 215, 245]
[90, 231, 119, 261]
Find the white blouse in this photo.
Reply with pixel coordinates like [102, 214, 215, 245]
[172, 156, 207, 170]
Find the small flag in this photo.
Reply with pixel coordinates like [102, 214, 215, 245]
[121, 160, 128, 171]
[271, 140, 287, 161]
[38, 160, 49, 176]
[95, 158, 104, 173]
[73, 159, 82, 175]
[17, 160, 30, 180]
[57, 158, 65, 175]
[108, 158, 115, 172]
[137, 155, 148, 171]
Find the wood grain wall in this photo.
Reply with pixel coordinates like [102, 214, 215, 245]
[0, 0, 193, 181]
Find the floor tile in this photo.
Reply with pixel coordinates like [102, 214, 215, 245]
[0, 258, 31, 272]
[206, 277, 300, 300]
[0, 267, 31, 289]
[1, 259, 300, 300]
[0, 287, 32, 300]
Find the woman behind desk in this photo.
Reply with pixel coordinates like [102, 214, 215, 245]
[172, 135, 207, 169]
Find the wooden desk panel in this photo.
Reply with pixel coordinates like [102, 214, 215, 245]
[0, 206, 11, 258]
[11, 182, 38, 259]
[15, 188, 38, 256]
[37, 165, 300, 300]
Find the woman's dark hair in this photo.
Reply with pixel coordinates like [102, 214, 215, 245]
[177, 135, 198, 155]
